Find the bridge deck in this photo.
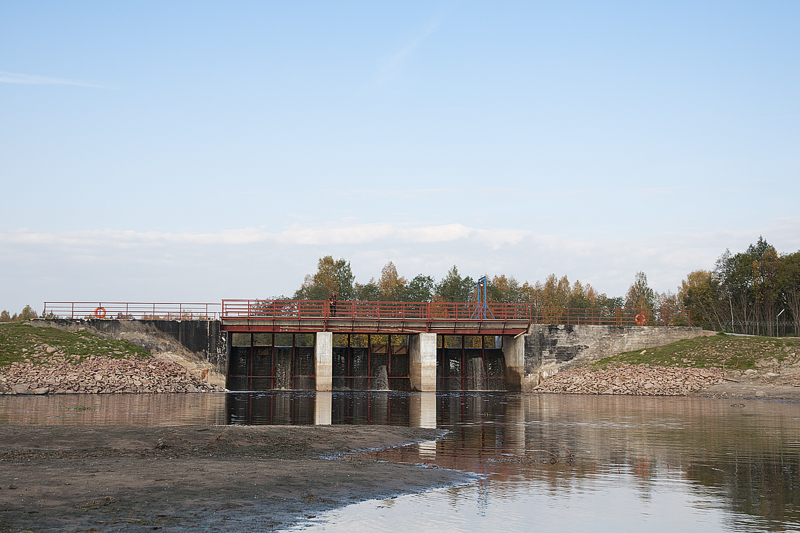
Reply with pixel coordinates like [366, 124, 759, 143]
[221, 299, 690, 335]
[221, 299, 530, 335]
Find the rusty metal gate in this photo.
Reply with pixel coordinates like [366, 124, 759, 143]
[227, 333, 315, 391]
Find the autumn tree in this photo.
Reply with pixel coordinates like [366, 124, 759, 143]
[0, 310, 10, 322]
[377, 261, 407, 300]
[293, 256, 355, 300]
[487, 275, 523, 303]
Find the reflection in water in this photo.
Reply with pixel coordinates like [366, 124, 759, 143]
[225, 391, 437, 427]
[2, 392, 799, 531]
[291, 394, 800, 533]
[0, 393, 227, 426]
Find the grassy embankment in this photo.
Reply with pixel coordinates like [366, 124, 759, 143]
[591, 333, 798, 371]
[0, 322, 151, 368]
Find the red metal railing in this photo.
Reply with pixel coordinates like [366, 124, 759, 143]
[41, 300, 691, 327]
[42, 302, 221, 320]
[221, 299, 690, 327]
[531, 307, 691, 327]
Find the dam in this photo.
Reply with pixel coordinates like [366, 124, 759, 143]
[39, 300, 705, 392]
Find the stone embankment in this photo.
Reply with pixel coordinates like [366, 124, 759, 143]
[0, 356, 225, 395]
[533, 363, 724, 395]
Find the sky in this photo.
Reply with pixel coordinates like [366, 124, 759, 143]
[1, 1, 799, 313]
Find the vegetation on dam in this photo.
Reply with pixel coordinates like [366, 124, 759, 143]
[0, 323, 150, 368]
[591, 334, 798, 371]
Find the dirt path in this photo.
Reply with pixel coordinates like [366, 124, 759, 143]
[0, 425, 471, 532]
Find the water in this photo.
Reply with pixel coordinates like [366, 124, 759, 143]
[2, 392, 799, 532]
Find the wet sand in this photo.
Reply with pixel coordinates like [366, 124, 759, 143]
[0, 425, 472, 532]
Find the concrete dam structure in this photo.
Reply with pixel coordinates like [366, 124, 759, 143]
[38, 298, 705, 392]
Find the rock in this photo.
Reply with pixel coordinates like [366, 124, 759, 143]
[12, 384, 30, 395]
[31, 387, 50, 395]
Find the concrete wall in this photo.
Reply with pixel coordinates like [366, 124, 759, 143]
[32, 319, 227, 387]
[521, 324, 712, 391]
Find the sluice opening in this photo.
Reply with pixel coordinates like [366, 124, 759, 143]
[333, 334, 410, 391]
[437, 335, 506, 391]
[227, 333, 315, 391]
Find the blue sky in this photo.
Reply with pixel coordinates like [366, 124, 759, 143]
[1, 1, 799, 312]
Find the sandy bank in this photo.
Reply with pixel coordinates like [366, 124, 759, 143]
[0, 424, 470, 532]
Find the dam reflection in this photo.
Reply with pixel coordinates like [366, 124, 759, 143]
[225, 391, 437, 427]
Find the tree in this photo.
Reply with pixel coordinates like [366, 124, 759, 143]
[539, 274, 571, 308]
[406, 275, 434, 302]
[435, 266, 474, 302]
[625, 272, 656, 310]
[293, 256, 355, 300]
[780, 251, 800, 335]
[488, 275, 523, 303]
[680, 270, 725, 330]
[0, 310, 10, 322]
[377, 261, 407, 300]
[354, 281, 382, 301]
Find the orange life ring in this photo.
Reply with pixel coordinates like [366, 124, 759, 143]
[94, 307, 107, 319]
[635, 313, 646, 326]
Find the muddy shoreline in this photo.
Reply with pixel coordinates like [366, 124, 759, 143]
[0, 425, 472, 533]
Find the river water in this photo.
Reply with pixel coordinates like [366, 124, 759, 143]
[2, 391, 799, 532]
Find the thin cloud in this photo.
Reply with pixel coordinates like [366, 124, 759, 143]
[374, 19, 440, 85]
[0, 71, 105, 88]
[0, 223, 532, 248]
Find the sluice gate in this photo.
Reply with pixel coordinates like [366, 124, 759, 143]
[224, 332, 508, 392]
[438, 335, 506, 391]
[227, 333, 316, 391]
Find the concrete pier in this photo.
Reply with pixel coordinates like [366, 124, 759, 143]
[409, 333, 437, 392]
[315, 332, 333, 391]
[502, 334, 525, 392]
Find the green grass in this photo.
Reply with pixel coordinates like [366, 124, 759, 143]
[0, 323, 151, 367]
[590, 334, 799, 371]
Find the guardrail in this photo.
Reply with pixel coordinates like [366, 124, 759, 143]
[221, 299, 690, 327]
[42, 302, 221, 320]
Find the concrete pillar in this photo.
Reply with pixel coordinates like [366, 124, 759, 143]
[314, 391, 332, 425]
[502, 334, 525, 392]
[409, 333, 437, 392]
[315, 332, 333, 392]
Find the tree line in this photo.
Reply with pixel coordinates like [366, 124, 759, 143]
[681, 237, 800, 336]
[289, 256, 674, 312]
[289, 239, 800, 337]
[0, 305, 39, 323]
